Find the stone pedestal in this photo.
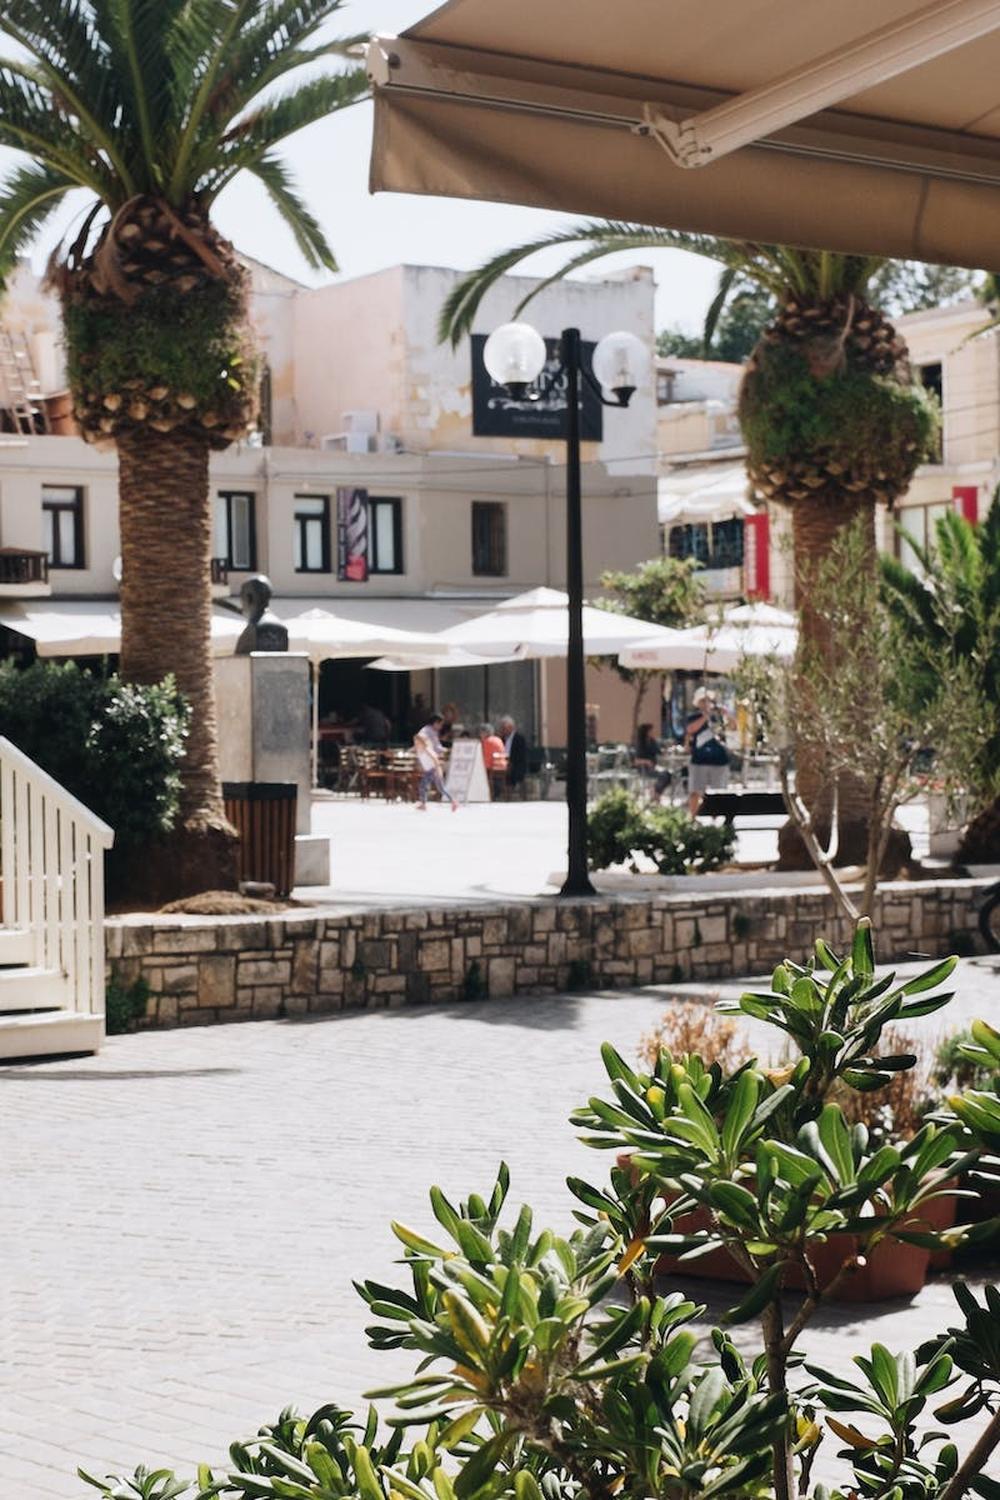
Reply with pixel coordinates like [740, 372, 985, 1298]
[215, 653, 330, 885]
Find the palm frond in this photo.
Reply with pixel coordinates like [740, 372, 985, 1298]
[0, 63, 111, 195]
[97, 0, 190, 183]
[437, 220, 733, 346]
[199, 68, 368, 196]
[0, 160, 77, 288]
[244, 153, 336, 271]
[222, 1, 361, 105]
[701, 267, 739, 354]
[166, 0, 259, 199]
[1, 8, 131, 194]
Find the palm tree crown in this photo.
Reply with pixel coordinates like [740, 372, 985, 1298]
[0, 0, 367, 284]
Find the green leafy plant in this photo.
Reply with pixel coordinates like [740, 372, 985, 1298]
[463, 961, 487, 1002]
[588, 788, 736, 875]
[78, 923, 1000, 1500]
[0, 661, 188, 852]
[105, 976, 150, 1037]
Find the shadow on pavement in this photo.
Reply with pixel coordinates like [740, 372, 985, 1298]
[0, 1066, 242, 1081]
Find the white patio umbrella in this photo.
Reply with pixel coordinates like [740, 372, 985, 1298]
[280, 608, 450, 787]
[0, 600, 243, 657]
[619, 602, 797, 673]
[435, 586, 680, 659]
[284, 607, 444, 662]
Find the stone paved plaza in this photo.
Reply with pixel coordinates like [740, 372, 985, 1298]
[3, 963, 998, 1496]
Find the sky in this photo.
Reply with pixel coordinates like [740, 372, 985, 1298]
[0, 0, 722, 337]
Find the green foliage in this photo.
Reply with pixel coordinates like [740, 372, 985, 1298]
[463, 961, 487, 1002]
[0, 1, 367, 285]
[588, 789, 735, 875]
[64, 276, 255, 421]
[769, 517, 997, 913]
[881, 490, 1000, 790]
[739, 341, 938, 473]
[0, 661, 188, 848]
[656, 326, 704, 358]
[75, 921, 1000, 1500]
[869, 262, 983, 317]
[105, 976, 150, 1036]
[599, 557, 705, 631]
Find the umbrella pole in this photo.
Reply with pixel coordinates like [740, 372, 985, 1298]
[311, 660, 319, 790]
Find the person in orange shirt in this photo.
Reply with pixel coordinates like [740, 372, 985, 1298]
[479, 722, 508, 799]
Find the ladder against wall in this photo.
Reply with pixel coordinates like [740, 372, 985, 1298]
[0, 328, 50, 436]
[0, 737, 114, 1061]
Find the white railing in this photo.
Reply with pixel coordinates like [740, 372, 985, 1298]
[0, 737, 114, 1017]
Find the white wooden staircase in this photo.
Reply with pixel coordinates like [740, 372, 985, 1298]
[0, 737, 114, 1060]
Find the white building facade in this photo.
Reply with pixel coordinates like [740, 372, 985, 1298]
[0, 259, 660, 746]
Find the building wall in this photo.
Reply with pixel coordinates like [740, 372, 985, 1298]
[283, 262, 658, 469]
[0, 437, 656, 600]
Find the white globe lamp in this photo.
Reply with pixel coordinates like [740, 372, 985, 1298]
[592, 330, 650, 404]
[483, 321, 547, 398]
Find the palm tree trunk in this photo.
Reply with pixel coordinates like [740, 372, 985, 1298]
[117, 429, 237, 898]
[778, 494, 876, 868]
[958, 801, 1000, 862]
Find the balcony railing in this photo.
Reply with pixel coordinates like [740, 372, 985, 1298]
[210, 557, 229, 586]
[0, 548, 49, 586]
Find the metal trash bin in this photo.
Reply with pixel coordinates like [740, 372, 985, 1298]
[222, 782, 297, 897]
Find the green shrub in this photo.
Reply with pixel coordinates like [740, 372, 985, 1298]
[0, 661, 188, 849]
[105, 976, 150, 1036]
[588, 788, 736, 874]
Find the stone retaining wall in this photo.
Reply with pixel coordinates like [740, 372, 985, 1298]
[105, 877, 989, 1029]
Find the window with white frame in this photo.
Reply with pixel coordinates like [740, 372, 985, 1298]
[294, 494, 330, 573]
[369, 497, 403, 575]
[42, 485, 84, 568]
[215, 491, 256, 571]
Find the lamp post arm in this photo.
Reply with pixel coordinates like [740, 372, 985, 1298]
[578, 361, 631, 409]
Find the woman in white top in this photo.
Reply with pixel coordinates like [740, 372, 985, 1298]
[413, 712, 458, 812]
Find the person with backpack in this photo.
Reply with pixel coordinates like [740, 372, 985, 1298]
[684, 686, 733, 816]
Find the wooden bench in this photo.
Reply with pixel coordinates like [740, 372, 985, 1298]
[700, 789, 787, 823]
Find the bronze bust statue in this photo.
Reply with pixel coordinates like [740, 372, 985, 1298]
[235, 575, 288, 654]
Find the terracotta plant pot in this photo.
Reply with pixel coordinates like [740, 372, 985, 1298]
[653, 1190, 957, 1302]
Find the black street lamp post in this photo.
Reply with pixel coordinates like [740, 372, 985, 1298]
[483, 321, 648, 898]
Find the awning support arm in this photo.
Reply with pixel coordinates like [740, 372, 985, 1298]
[644, 0, 1000, 168]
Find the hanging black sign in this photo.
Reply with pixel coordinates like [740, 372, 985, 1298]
[471, 335, 604, 441]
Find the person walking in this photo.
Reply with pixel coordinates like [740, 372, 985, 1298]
[414, 712, 458, 812]
[498, 715, 527, 798]
[684, 687, 733, 816]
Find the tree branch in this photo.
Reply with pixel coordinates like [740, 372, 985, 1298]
[779, 757, 860, 923]
[938, 1405, 1000, 1500]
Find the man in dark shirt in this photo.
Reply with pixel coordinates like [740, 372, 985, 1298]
[498, 715, 528, 798]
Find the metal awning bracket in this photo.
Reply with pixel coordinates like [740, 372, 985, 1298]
[641, 0, 1000, 169]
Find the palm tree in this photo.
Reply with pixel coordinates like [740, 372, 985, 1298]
[882, 493, 1000, 861]
[0, 1, 366, 896]
[441, 224, 939, 864]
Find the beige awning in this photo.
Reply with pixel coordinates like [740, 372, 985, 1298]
[368, 0, 1000, 269]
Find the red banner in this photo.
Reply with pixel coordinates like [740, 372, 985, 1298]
[952, 485, 978, 524]
[743, 511, 770, 600]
